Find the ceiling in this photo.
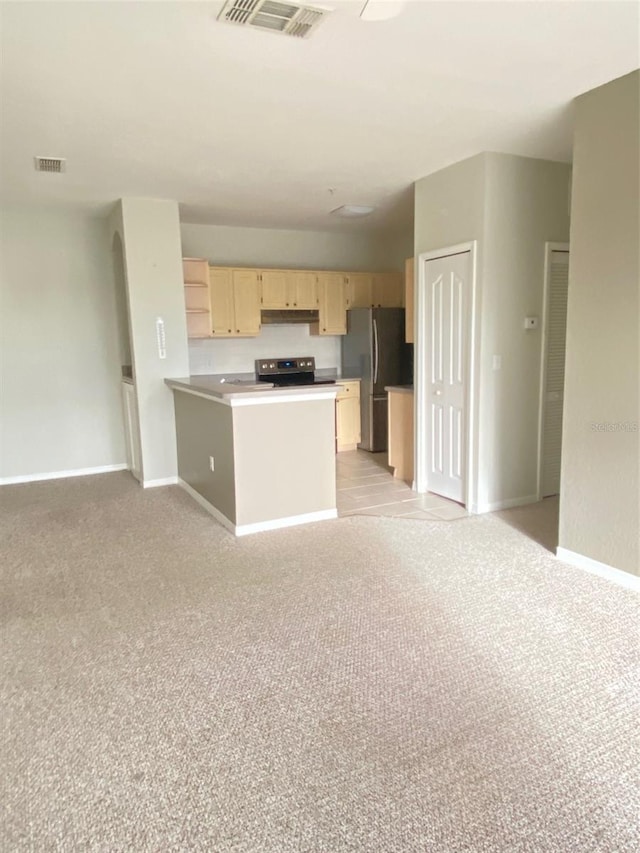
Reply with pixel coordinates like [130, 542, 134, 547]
[1, 1, 638, 233]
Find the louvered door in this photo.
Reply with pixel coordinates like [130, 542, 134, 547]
[542, 249, 570, 497]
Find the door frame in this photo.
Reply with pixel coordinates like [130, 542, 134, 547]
[536, 241, 570, 500]
[414, 242, 479, 509]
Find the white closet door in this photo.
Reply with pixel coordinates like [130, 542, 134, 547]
[425, 251, 470, 503]
[542, 249, 570, 497]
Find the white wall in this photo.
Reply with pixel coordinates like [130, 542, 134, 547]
[110, 199, 190, 486]
[0, 205, 125, 480]
[559, 71, 639, 576]
[189, 325, 340, 376]
[180, 221, 408, 375]
[414, 153, 571, 511]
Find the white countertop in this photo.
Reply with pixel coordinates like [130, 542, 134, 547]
[165, 375, 338, 406]
[385, 385, 414, 394]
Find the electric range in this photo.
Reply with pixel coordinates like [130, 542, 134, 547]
[255, 357, 336, 387]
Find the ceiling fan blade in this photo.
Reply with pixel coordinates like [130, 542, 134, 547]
[360, 0, 405, 22]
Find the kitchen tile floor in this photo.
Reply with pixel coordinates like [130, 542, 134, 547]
[336, 450, 468, 521]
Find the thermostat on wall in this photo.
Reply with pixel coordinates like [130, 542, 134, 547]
[524, 316, 539, 330]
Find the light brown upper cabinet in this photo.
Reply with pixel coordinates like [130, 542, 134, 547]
[183, 258, 211, 339]
[313, 273, 347, 335]
[260, 270, 317, 309]
[260, 270, 290, 308]
[209, 267, 261, 337]
[372, 272, 404, 308]
[290, 271, 318, 309]
[345, 273, 373, 308]
[344, 271, 404, 308]
[404, 257, 414, 343]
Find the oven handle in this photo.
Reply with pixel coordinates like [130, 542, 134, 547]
[373, 317, 379, 385]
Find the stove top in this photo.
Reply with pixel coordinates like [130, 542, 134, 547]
[255, 356, 336, 388]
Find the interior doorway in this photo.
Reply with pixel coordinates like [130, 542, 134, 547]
[538, 243, 570, 498]
[415, 243, 478, 508]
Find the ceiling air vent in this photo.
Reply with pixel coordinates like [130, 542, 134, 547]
[34, 157, 66, 173]
[217, 0, 328, 38]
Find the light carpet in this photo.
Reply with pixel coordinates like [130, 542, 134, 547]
[1, 473, 638, 852]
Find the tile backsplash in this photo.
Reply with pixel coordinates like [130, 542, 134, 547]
[189, 325, 342, 376]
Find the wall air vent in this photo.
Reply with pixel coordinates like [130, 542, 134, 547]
[34, 157, 66, 173]
[217, 0, 328, 38]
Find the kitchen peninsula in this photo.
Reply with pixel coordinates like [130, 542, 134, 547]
[165, 376, 338, 535]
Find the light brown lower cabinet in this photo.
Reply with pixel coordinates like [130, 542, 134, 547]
[387, 388, 414, 482]
[335, 381, 361, 452]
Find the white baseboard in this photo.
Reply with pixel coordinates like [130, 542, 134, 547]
[556, 547, 640, 592]
[143, 476, 178, 489]
[235, 508, 338, 537]
[178, 478, 337, 536]
[0, 463, 128, 486]
[471, 494, 539, 514]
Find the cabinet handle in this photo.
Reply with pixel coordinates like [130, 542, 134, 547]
[286, 302, 289, 307]
[293, 302, 297, 307]
[236, 329, 240, 333]
[228, 329, 231, 333]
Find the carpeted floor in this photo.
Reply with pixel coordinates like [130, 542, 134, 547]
[1, 472, 638, 852]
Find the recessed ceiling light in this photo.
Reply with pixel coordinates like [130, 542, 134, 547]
[330, 204, 375, 218]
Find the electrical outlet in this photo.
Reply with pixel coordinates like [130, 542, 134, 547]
[209, 456, 215, 472]
[524, 316, 539, 330]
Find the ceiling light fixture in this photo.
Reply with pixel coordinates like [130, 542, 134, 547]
[360, 0, 405, 22]
[331, 204, 375, 218]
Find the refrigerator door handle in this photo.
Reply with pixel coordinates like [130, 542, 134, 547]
[373, 317, 379, 384]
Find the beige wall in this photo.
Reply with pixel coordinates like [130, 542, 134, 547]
[110, 199, 190, 486]
[174, 391, 236, 523]
[480, 154, 571, 507]
[0, 205, 125, 479]
[233, 398, 336, 525]
[414, 152, 571, 510]
[559, 71, 640, 576]
[172, 390, 336, 530]
[180, 221, 408, 273]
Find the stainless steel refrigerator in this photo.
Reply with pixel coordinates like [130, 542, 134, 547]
[341, 308, 413, 452]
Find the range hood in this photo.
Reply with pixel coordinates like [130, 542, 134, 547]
[261, 309, 319, 325]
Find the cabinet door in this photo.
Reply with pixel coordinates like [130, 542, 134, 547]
[232, 269, 261, 336]
[404, 257, 414, 343]
[316, 273, 346, 335]
[209, 267, 235, 337]
[346, 273, 373, 308]
[372, 273, 404, 308]
[261, 270, 290, 309]
[336, 395, 361, 451]
[290, 271, 317, 309]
